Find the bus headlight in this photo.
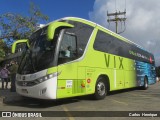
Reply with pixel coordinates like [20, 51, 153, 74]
[16, 72, 60, 87]
[36, 73, 56, 83]
[36, 72, 59, 84]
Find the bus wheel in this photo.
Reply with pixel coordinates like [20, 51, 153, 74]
[143, 76, 148, 90]
[94, 77, 107, 100]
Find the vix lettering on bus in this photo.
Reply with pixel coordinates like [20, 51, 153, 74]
[104, 54, 124, 69]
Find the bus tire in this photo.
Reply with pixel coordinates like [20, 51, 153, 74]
[94, 77, 107, 100]
[143, 76, 148, 90]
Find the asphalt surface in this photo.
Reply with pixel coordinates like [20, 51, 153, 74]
[0, 81, 160, 120]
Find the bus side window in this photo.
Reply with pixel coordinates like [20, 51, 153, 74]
[58, 33, 78, 65]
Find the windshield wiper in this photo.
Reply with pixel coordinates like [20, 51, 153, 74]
[19, 49, 36, 74]
[29, 49, 37, 72]
[30, 47, 41, 72]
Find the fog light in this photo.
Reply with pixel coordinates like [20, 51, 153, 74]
[40, 88, 47, 95]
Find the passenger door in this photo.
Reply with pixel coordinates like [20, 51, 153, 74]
[56, 32, 78, 98]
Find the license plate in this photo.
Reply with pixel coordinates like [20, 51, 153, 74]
[21, 89, 28, 94]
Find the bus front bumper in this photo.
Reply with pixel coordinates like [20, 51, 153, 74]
[16, 76, 57, 100]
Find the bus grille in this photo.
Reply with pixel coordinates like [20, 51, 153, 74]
[17, 81, 37, 87]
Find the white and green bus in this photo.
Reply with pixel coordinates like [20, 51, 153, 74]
[12, 17, 156, 100]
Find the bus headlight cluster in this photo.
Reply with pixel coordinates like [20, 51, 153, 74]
[16, 72, 60, 87]
[35, 72, 58, 84]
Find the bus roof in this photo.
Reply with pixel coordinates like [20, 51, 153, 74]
[61, 17, 148, 51]
[41, 17, 148, 52]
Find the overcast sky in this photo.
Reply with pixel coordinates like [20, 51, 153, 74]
[89, 0, 160, 66]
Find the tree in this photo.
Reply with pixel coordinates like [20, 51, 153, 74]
[0, 2, 49, 57]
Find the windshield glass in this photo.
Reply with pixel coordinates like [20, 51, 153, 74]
[18, 26, 59, 74]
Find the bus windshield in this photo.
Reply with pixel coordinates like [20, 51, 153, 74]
[18, 26, 59, 74]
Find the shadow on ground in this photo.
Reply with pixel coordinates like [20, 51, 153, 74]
[0, 87, 141, 108]
[0, 90, 80, 108]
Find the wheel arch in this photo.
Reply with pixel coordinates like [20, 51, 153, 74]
[96, 74, 110, 92]
[142, 75, 149, 90]
[144, 75, 149, 84]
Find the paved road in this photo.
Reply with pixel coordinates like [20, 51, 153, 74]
[0, 82, 160, 120]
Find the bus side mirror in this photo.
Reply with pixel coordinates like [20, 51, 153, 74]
[47, 22, 74, 41]
[12, 39, 30, 53]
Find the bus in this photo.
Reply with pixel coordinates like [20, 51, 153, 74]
[12, 17, 156, 100]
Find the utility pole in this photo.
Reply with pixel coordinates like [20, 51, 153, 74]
[107, 10, 127, 34]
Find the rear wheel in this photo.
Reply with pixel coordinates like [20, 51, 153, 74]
[94, 77, 107, 100]
[142, 76, 148, 90]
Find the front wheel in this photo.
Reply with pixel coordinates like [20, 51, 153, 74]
[94, 77, 107, 100]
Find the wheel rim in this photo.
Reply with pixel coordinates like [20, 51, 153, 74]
[97, 81, 106, 96]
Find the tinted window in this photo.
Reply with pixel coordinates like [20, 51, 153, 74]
[94, 30, 155, 64]
[58, 21, 94, 65]
[58, 33, 77, 64]
[94, 30, 127, 55]
[67, 21, 94, 57]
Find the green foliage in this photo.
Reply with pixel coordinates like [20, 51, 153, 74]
[0, 40, 9, 60]
[0, 2, 49, 40]
[0, 2, 49, 56]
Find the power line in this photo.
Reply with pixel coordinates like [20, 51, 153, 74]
[107, 10, 126, 34]
[107, 0, 127, 34]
